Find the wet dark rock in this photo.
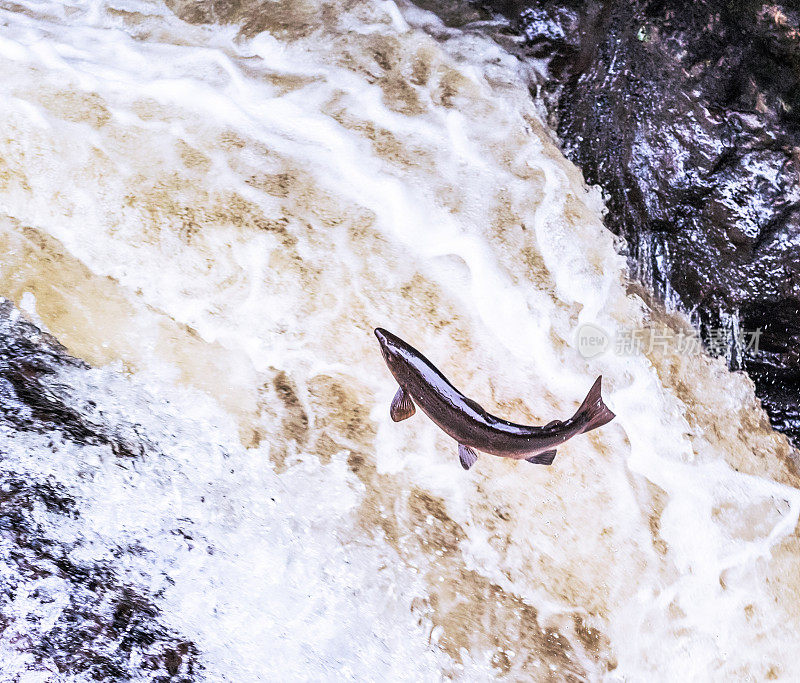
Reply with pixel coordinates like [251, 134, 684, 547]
[0, 301, 201, 679]
[0, 474, 201, 679]
[0, 300, 148, 457]
[471, 0, 800, 441]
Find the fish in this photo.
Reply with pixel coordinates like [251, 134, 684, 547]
[374, 327, 615, 470]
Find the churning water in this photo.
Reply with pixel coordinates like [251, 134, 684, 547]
[0, 0, 798, 679]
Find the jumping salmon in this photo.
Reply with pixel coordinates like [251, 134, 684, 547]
[374, 327, 615, 469]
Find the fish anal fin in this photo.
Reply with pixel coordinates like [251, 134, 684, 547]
[390, 386, 416, 422]
[526, 449, 557, 466]
[458, 444, 478, 470]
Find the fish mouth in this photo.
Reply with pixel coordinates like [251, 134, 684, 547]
[374, 328, 393, 365]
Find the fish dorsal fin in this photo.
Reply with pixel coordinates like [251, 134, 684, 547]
[462, 396, 485, 415]
[390, 386, 416, 422]
[458, 444, 478, 470]
[526, 449, 557, 466]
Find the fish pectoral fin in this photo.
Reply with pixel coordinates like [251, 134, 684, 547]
[390, 386, 416, 422]
[526, 449, 557, 466]
[544, 420, 562, 429]
[458, 444, 478, 470]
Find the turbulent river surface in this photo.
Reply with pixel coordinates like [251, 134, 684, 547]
[0, 0, 799, 680]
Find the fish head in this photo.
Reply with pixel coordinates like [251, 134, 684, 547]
[374, 327, 409, 380]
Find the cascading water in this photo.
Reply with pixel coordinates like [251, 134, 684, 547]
[0, 0, 798, 679]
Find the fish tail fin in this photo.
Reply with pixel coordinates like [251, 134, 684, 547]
[573, 376, 615, 433]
